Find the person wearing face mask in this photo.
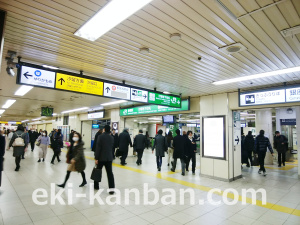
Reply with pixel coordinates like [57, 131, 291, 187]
[57, 132, 87, 188]
[37, 130, 50, 162]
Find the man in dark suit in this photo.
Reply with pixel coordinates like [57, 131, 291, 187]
[111, 129, 118, 158]
[94, 125, 115, 194]
[118, 128, 132, 165]
[0, 130, 5, 188]
[28, 128, 38, 151]
[134, 130, 147, 165]
[171, 129, 187, 176]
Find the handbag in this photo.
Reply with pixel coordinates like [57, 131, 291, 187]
[90, 165, 102, 182]
[36, 140, 41, 146]
[67, 163, 76, 172]
[115, 148, 121, 157]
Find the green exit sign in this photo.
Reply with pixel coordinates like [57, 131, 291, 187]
[41, 107, 54, 117]
[148, 92, 181, 108]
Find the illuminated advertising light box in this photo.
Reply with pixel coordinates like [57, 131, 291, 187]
[202, 116, 226, 159]
[148, 92, 181, 108]
[88, 111, 104, 119]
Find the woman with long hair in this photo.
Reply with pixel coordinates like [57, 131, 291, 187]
[57, 132, 87, 188]
[37, 130, 50, 162]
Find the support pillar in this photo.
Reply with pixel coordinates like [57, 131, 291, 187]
[255, 109, 273, 165]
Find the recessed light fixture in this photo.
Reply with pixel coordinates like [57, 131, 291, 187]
[213, 66, 300, 85]
[74, 0, 153, 41]
[139, 47, 149, 54]
[61, 107, 88, 114]
[101, 100, 127, 106]
[0, 109, 5, 114]
[2, 99, 16, 109]
[43, 65, 59, 70]
[170, 33, 181, 41]
[15, 85, 33, 96]
[163, 91, 171, 94]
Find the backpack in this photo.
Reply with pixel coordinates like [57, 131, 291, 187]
[12, 134, 25, 147]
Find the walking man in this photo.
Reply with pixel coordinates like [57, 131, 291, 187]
[254, 130, 274, 176]
[274, 131, 288, 167]
[134, 130, 147, 165]
[94, 125, 115, 194]
[118, 128, 132, 166]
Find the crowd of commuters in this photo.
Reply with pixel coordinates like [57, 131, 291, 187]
[0, 122, 291, 194]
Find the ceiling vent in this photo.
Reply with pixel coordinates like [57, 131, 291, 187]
[218, 43, 247, 55]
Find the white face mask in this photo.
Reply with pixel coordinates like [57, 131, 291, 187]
[73, 137, 79, 142]
[42, 133, 46, 136]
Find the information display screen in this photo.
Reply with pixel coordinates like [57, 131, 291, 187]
[202, 116, 225, 159]
[162, 115, 175, 123]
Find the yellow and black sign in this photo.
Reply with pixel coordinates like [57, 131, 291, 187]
[55, 73, 103, 96]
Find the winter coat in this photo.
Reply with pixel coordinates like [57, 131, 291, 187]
[244, 134, 255, 153]
[111, 133, 119, 148]
[0, 135, 5, 172]
[68, 141, 86, 172]
[95, 132, 114, 162]
[254, 135, 273, 154]
[186, 136, 196, 157]
[274, 135, 288, 153]
[51, 137, 63, 154]
[152, 134, 168, 157]
[118, 130, 132, 152]
[173, 135, 187, 159]
[133, 134, 147, 150]
[92, 131, 102, 152]
[9, 130, 28, 157]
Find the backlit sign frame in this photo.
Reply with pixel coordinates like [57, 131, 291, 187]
[202, 116, 226, 160]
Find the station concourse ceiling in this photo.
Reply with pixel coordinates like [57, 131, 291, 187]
[0, 0, 300, 121]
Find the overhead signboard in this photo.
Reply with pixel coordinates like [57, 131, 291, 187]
[286, 87, 300, 102]
[130, 88, 148, 103]
[148, 92, 181, 108]
[202, 116, 226, 159]
[41, 107, 54, 117]
[239, 89, 285, 106]
[88, 111, 104, 119]
[103, 82, 130, 100]
[17, 63, 181, 107]
[120, 99, 189, 116]
[55, 73, 103, 96]
[19, 65, 55, 88]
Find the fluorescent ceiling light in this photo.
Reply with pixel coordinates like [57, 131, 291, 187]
[15, 85, 33, 96]
[21, 120, 29, 122]
[52, 113, 57, 116]
[281, 25, 300, 38]
[43, 65, 59, 70]
[74, 0, 153, 41]
[213, 66, 300, 85]
[163, 91, 171, 94]
[0, 110, 5, 114]
[101, 100, 127, 106]
[32, 118, 41, 121]
[2, 99, 16, 109]
[61, 107, 88, 114]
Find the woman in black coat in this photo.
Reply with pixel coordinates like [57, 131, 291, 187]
[244, 131, 254, 167]
[51, 132, 63, 164]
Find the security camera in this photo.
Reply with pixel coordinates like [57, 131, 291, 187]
[198, 56, 202, 60]
[6, 66, 15, 76]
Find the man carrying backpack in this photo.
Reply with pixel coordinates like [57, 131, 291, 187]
[9, 125, 28, 171]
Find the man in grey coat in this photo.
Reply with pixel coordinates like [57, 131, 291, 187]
[9, 125, 28, 171]
[94, 125, 115, 194]
[152, 130, 168, 171]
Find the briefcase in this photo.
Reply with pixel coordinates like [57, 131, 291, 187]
[90, 166, 102, 182]
[115, 148, 121, 157]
